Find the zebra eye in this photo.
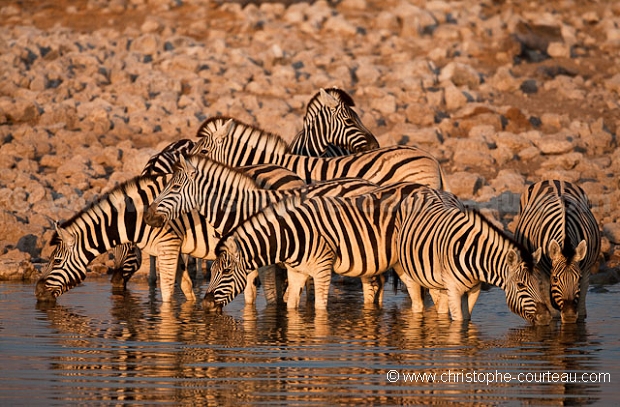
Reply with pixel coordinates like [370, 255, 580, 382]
[552, 275, 559, 283]
[53, 258, 63, 266]
[517, 282, 526, 291]
[171, 184, 181, 192]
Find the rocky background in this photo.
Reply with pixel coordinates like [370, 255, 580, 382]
[0, 0, 619, 285]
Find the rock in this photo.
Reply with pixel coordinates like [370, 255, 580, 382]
[444, 84, 468, 110]
[603, 223, 620, 244]
[439, 62, 481, 89]
[446, 171, 484, 198]
[490, 169, 526, 194]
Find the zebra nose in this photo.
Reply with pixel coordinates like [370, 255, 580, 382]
[560, 303, 579, 324]
[34, 279, 56, 303]
[202, 292, 222, 313]
[144, 204, 165, 227]
[533, 302, 552, 326]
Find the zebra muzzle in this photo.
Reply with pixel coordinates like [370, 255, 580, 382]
[144, 205, 166, 228]
[202, 292, 223, 313]
[34, 279, 57, 304]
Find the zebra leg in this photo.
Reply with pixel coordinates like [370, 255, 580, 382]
[148, 255, 157, 287]
[463, 284, 481, 320]
[257, 265, 277, 305]
[429, 289, 449, 314]
[447, 287, 467, 321]
[361, 275, 384, 305]
[312, 267, 333, 311]
[393, 264, 425, 312]
[195, 258, 203, 283]
[243, 270, 259, 305]
[578, 269, 590, 320]
[285, 269, 308, 309]
[157, 248, 183, 302]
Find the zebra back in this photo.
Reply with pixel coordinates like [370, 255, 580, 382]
[192, 116, 448, 190]
[146, 154, 381, 238]
[289, 87, 379, 157]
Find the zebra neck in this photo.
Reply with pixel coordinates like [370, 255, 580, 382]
[62, 176, 166, 261]
[201, 188, 289, 233]
[451, 212, 518, 291]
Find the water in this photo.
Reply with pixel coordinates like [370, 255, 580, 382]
[1, 277, 618, 405]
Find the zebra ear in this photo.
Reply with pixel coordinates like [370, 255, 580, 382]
[548, 239, 562, 260]
[506, 249, 521, 267]
[179, 155, 197, 178]
[574, 240, 587, 262]
[55, 222, 75, 248]
[319, 88, 339, 109]
[532, 247, 542, 264]
[212, 119, 234, 144]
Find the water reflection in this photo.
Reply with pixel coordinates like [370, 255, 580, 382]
[0, 282, 615, 404]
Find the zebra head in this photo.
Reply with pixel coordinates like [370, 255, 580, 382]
[504, 247, 552, 325]
[35, 223, 86, 303]
[191, 118, 236, 160]
[202, 240, 248, 312]
[145, 156, 199, 228]
[548, 238, 587, 323]
[302, 88, 379, 156]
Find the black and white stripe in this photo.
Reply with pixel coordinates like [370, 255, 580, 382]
[289, 87, 379, 157]
[204, 184, 551, 324]
[35, 175, 202, 303]
[109, 243, 142, 290]
[513, 180, 600, 323]
[145, 154, 383, 304]
[193, 117, 449, 190]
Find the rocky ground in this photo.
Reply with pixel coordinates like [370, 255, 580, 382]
[0, 0, 619, 285]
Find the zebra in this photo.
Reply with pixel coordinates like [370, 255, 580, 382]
[192, 117, 449, 190]
[288, 87, 379, 157]
[203, 184, 552, 325]
[144, 154, 385, 304]
[35, 175, 208, 303]
[513, 180, 601, 323]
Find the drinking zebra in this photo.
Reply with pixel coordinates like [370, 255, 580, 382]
[204, 184, 551, 325]
[144, 154, 385, 304]
[35, 175, 200, 303]
[513, 180, 601, 323]
[192, 117, 449, 190]
[288, 87, 379, 156]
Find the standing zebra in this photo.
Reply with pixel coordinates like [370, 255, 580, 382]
[192, 117, 449, 190]
[289, 87, 379, 157]
[144, 154, 385, 304]
[513, 180, 600, 323]
[203, 184, 551, 325]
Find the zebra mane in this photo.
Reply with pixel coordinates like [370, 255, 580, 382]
[183, 154, 262, 191]
[467, 207, 535, 266]
[308, 87, 356, 108]
[50, 174, 166, 245]
[196, 116, 291, 154]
